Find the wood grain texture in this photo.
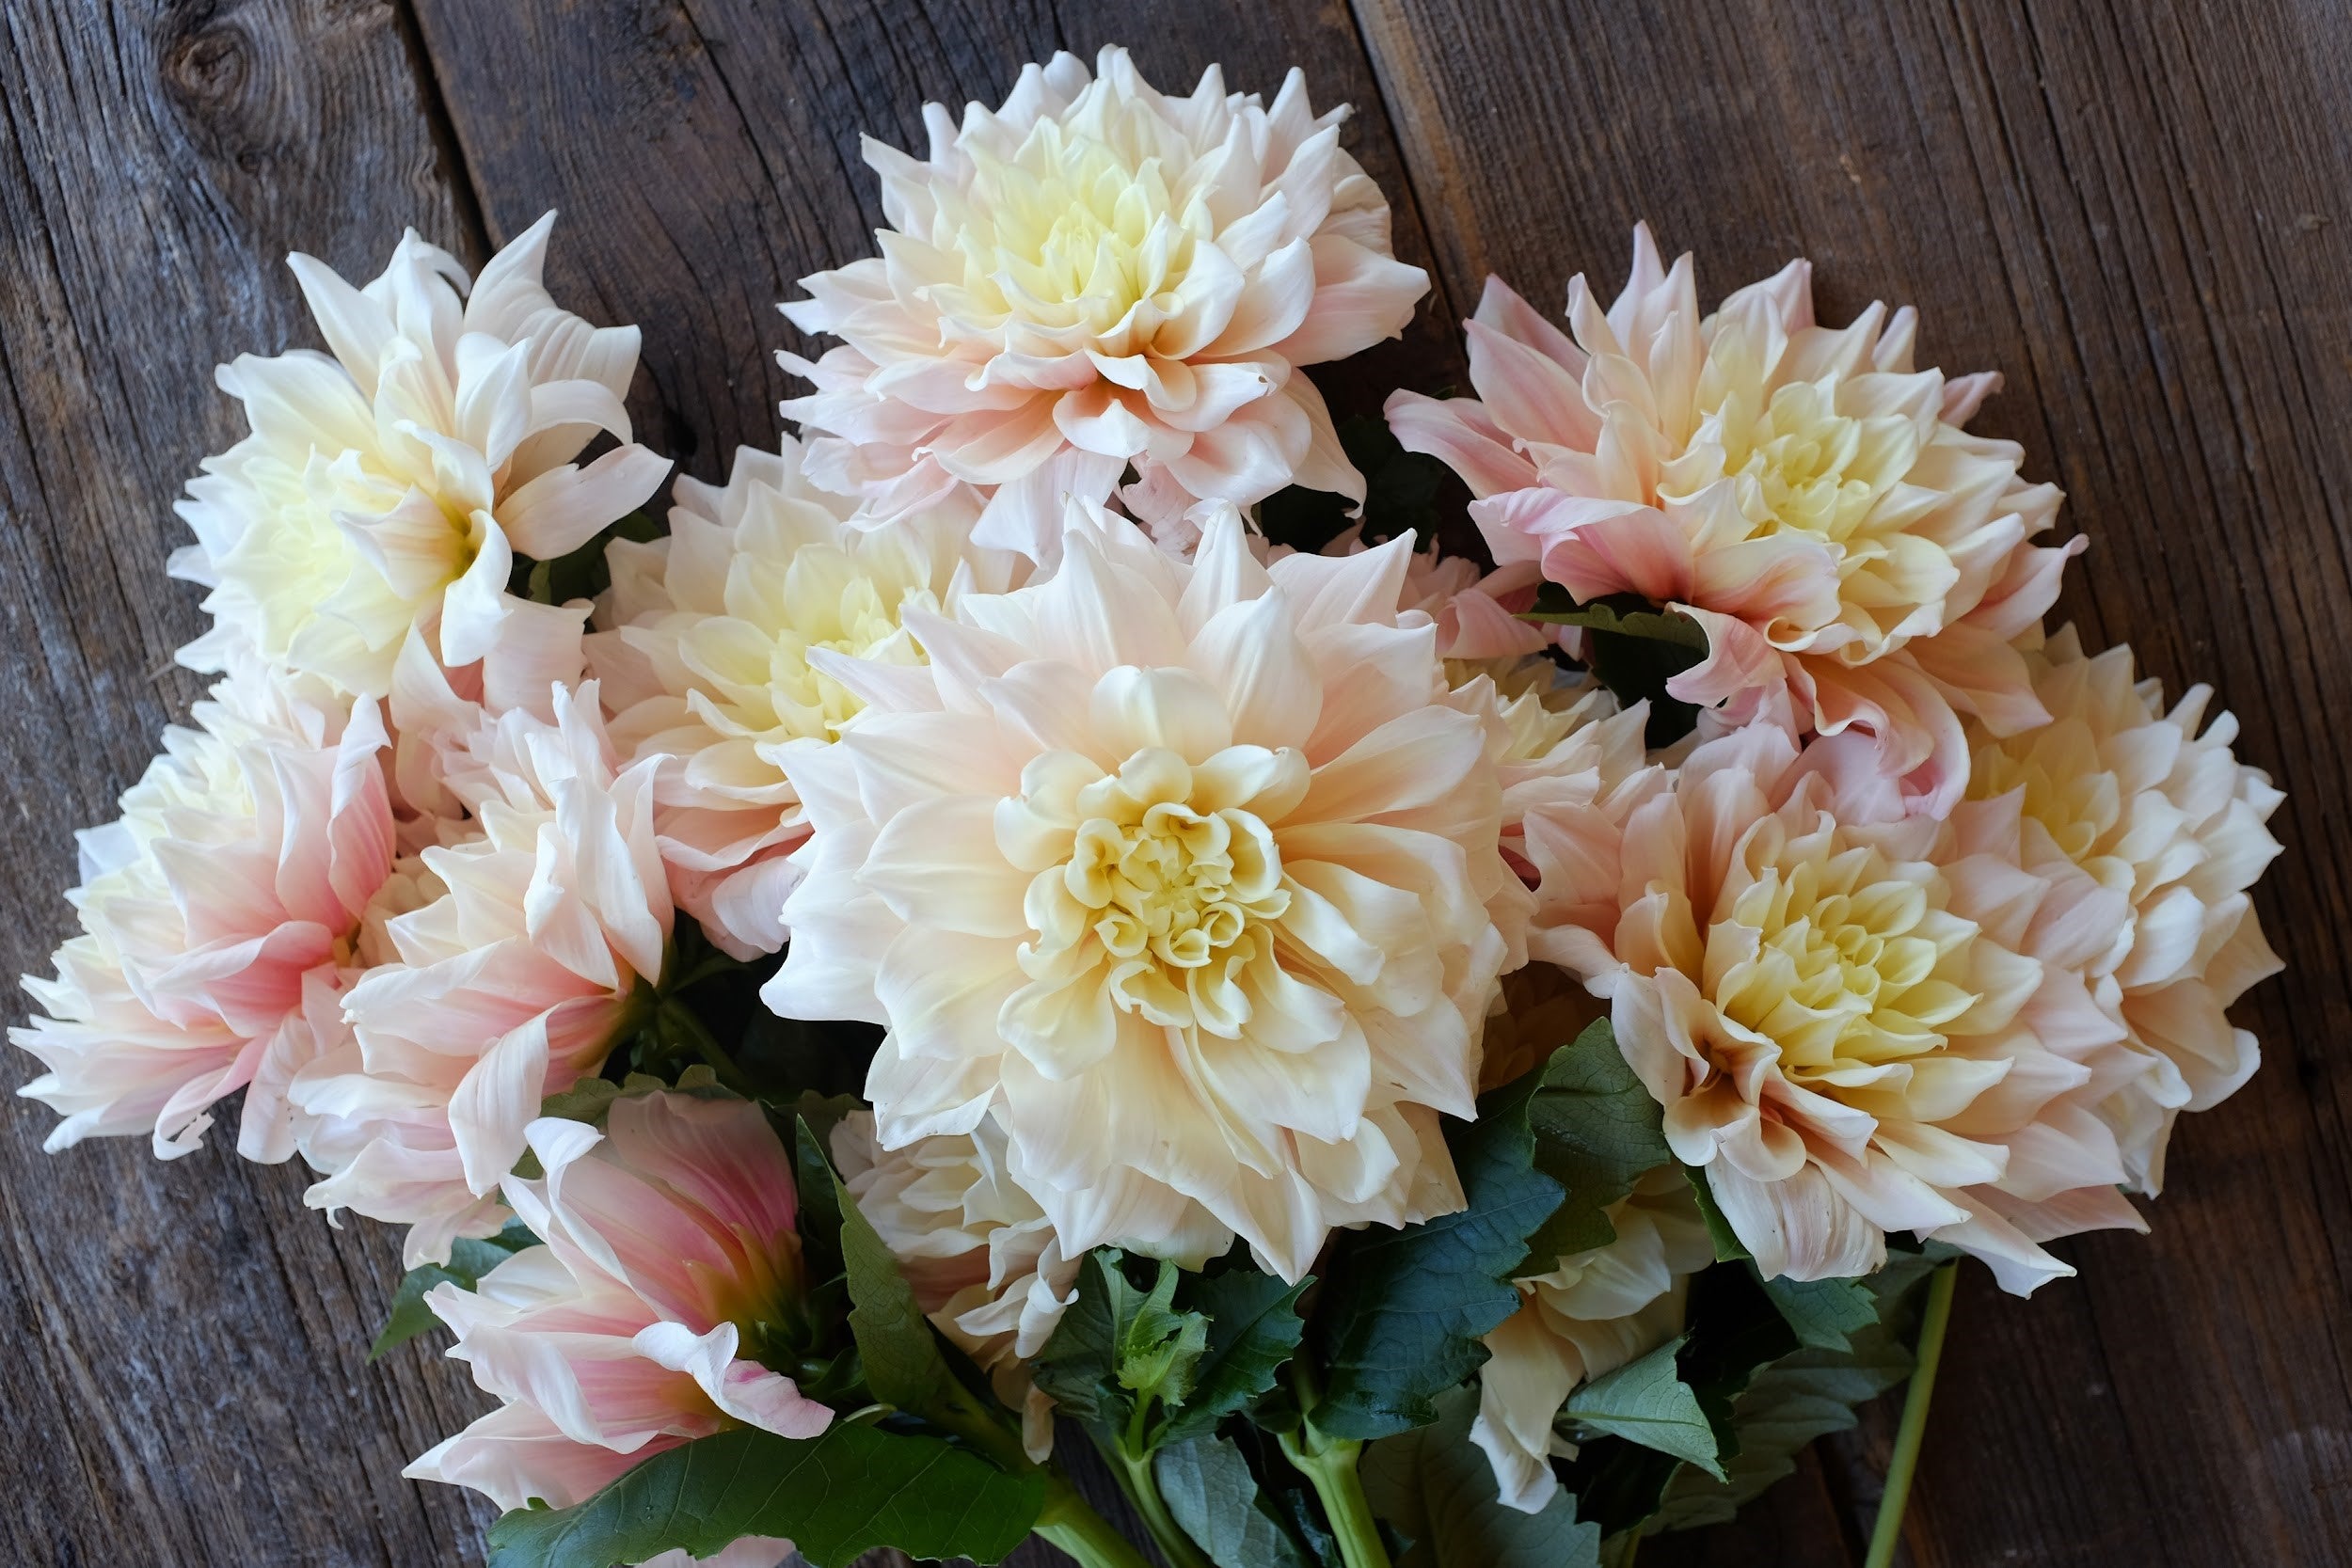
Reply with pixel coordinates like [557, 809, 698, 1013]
[0, 2, 501, 1563]
[2, 0, 2347, 1563]
[1350, 0, 2352, 1563]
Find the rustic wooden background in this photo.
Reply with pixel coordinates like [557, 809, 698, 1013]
[3, 1, 2348, 1563]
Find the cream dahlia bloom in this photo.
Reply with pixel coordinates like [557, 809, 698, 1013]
[1968, 627, 2283, 1193]
[14, 664, 394, 1162]
[1474, 1168, 1712, 1513]
[766, 501, 1517, 1280]
[588, 438, 1016, 958]
[173, 214, 669, 707]
[292, 683, 672, 1265]
[834, 1109, 1091, 1459]
[1389, 230, 2075, 814]
[782, 46, 1427, 564]
[1549, 723, 2148, 1292]
[406, 1093, 828, 1519]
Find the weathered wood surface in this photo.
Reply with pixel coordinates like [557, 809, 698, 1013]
[0, 1, 2345, 1564]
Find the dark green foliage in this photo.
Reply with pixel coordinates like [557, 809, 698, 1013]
[1311, 1070, 1563, 1440]
[482, 1422, 1043, 1567]
[1359, 1386, 1600, 1568]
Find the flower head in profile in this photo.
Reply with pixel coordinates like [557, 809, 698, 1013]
[1547, 722, 2150, 1293]
[766, 501, 1518, 1280]
[173, 214, 669, 708]
[834, 1109, 1097, 1458]
[1390, 229, 2074, 814]
[783, 46, 1427, 564]
[588, 438, 1016, 958]
[1474, 1169, 1712, 1513]
[405, 1092, 828, 1518]
[14, 664, 393, 1163]
[293, 683, 671, 1264]
[1967, 627, 2283, 1192]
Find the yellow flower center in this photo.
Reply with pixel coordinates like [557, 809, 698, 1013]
[1712, 818, 1979, 1081]
[1009, 746, 1302, 1037]
[946, 122, 1200, 337]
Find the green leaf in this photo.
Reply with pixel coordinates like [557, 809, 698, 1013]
[369, 1220, 536, 1360]
[1558, 1338, 1722, 1479]
[1359, 1386, 1600, 1568]
[1520, 1020, 1673, 1263]
[1120, 1257, 1211, 1410]
[1157, 1434, 1319, 1568]
[1518, 587, 1708, 651]
[831, 1160, 951, 1417]
[1161, 1267, 1311, 1445]
[1683, 1166, 1750, 1261]
[1312, 1070, 1565, 1440]
[1756, 1269, 1881, 1352]
[483, 1421, 1043, 1568]
[1033, 1249, 1135, 1433]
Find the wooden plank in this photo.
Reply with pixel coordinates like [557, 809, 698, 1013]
[0, 2, 496, 1562]
[1348, 0, 2352, 1561]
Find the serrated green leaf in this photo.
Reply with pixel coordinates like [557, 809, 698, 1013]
[1559, 1338, 1722, 1479]
[1520, 588, 1706, 744]
[1157, 1433, 1319, 1568]
[1683, 1166, 1750, 1261]
[370, 1220, 535, 1360]
[1521, 1020, 1673, 1263]
[1120, 1257, 1211, 1410]
[1518, 586, 1708, 651]
[832, 1163, 951, 1417]
[1313, 1070, 1565, 1441]
[483, 1421, 1042, 1567]
[1161, 1268, 1311, 1445]
[1033, 1249, 1136, 1434]
[1756, 1269, 1880, 1352]
[1360, 1386, 1600, 1568]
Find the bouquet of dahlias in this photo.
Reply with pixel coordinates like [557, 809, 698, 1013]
[14, 45, 2284, 1568]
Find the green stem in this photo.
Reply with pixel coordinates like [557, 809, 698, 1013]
[1108, 1438, 1216, 1568]
[1865, 1262, 1959, 1568]
[1278, 1423, 1389, 1568]
[1035, 1474, 1159, 1568]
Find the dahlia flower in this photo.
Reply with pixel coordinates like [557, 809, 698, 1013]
[1474, 1168, 1712, 1513]
[1967, 627, 2283, 1193]
[781, 46, 1428, 564]
[14, 663, 394, 1162]
[405, 1093, 828, 1520]
[766, 500, 1518, 1280]
[1388, 230, 2074, 814]
[589, 438, 1016, 958]
[293, 683, 672, 1265]
[172, 214, 669, 707]
[834, 1109, 1093, 1458]
[1546, 722, 2148, 1292]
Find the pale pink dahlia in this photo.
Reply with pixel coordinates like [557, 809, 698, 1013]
[292, 683, 672, 1264]
[405, 1092, 827, 1519]
[782, 46, 1428, 564]
[14, 664, 394, 1162]
[1547, 722, 2148, 1292]
[173, 214, 668, 709]
[588, 439, 1017, 958]
[1389, 230, 2074, 814]
[1967, 627, 2283, 1193]
[765, 501, 1518, 1280]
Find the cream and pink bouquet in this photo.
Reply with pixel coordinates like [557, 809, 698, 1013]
[14, 46, 2282, 1568]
